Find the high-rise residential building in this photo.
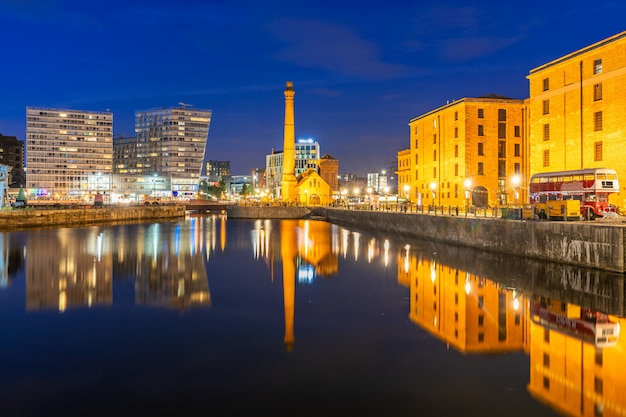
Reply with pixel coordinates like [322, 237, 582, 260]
[527, 30, 626, 210]
[26, 107, 113, 199]
[204, 160, 231, 184]
[0, 133, 25, 188]
[113, 104, 212, 199]
[401, 96, 526, 209]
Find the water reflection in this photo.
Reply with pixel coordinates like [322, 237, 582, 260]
[0, 216, 624, 415]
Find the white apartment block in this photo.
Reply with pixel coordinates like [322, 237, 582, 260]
[26, 107, 113, 200]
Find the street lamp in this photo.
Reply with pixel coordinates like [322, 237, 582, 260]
[512, 175, 520, 207]
[403, 184, 409, 202]
[464, 178, 472, 216]
[383, 186, 389, 210]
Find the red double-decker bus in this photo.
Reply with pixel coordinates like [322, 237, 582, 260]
[530, 297, 620, 348]
[529, 168, 619, 219]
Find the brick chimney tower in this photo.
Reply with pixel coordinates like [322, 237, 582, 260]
[281, 81, 297, 202]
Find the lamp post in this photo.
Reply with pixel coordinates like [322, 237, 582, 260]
[464, 178, 471, 216]
[383, 186, 389, 210]
[403, 184, 409, 202]
[512, 175, 520, 207]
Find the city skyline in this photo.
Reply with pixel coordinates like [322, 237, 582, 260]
[1, 1, 625, 175]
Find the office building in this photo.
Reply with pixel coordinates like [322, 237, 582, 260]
[113, 104, 212, 199]
[26, 107, 113, 200]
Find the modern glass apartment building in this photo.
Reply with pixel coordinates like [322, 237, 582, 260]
[26, 107, 113, 199]
[113, 105, 212, 199]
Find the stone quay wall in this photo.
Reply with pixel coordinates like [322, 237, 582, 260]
[226, 205, 311, 219]
[0, 205, 186, 231]
[227, 205, 626, 273]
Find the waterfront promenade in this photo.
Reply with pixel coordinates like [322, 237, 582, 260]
[227, 204, 626, 273]
[0, 204, 186, 230]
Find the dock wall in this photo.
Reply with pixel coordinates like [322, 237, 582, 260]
[0, 205, 186, 230]
[227, 205, 626, 273]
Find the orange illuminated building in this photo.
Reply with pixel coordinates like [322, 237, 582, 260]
[399, 249, 525, 353]
[527, 297, 625, 417]
[402, 96, 526, 209]
[526, 30, 626, 211]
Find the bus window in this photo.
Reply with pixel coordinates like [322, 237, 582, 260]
[587, 194, 597, 202]
[597, 173, 606, 180]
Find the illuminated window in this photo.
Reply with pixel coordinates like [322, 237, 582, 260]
[594, 58, 602, 75]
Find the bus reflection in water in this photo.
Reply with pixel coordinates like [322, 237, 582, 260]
[530, 296, 620, 348]
[529, 168, 619, 220]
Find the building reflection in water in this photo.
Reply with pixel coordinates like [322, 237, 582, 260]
[133, 218, 211, 310]
[26, 227, 113, 311]
[397, 238, 626, 417]
[10, 216, 626, 415]
[253, 219, 339, 351]
[24, 217, 214, 312]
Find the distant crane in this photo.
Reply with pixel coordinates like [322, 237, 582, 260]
[178, 102, 193, 109]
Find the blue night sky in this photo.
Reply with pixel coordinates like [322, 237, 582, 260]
[1, 0, 625, 175]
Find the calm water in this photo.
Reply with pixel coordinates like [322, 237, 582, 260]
[0, 214, 623, 417]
